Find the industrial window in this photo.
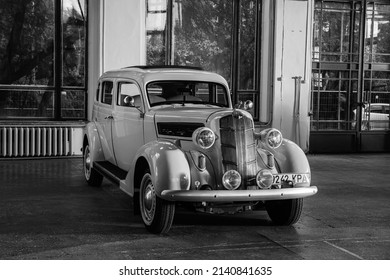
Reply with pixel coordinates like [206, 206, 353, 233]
[145, 0, 261, 120]
[311, 0, 390, 131]
[0, 0, 88, 120]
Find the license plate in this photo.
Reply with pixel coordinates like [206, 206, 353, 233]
[272, 173, 310, 185]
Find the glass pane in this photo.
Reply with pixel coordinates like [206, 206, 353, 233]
[313, 9, 320, 54]
[117, 82, 142, 107]
[353, 8, 361, 54]
[0, 90, 54, 118]
[62, 0, 87, 87]
[101, 81, 113, 105]
[374, 4, 390, 57]
[237, 93, 255, 117]
[362, 102, 390, 131]
[171, 0, 234, 85]
[324, 2, 350, 11]
[312, 1, 363, 131]
[146, 81, 229, 107]
[321, 9, 351, 55]
[146, 0, 168, 65]
[363, 3, 390, 131]
[0, 0, 55, 86]
[238, 0, 257, 90]
[61, 90, 85, 118]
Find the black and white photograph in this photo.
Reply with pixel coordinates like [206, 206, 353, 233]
[0, 0, 389, 279]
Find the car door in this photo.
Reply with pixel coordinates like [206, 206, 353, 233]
[111, 80, 145, 170]
[95, 80, 116, 163]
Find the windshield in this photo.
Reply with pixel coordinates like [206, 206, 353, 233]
[146, 81, 229, 107]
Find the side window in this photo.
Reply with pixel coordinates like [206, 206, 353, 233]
[216, 85, 227, 105]
[96, 82, 100, 101]
[101, 81, 113, 105]
[117, 82, 142, 107]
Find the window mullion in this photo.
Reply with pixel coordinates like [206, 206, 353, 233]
[55, 0, 62, 120]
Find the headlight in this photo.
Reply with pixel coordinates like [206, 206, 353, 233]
[262, 128, 283, 149]
[192, 127, 216, 149]
[222, 170, 241, 190]
[256, 169, 273, 189]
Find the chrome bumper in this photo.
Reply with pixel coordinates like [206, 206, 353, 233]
[160, 186, 318, 202]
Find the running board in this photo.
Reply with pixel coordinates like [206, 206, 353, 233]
[93, 161, 127, 185]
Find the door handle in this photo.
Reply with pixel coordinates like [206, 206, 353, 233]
[104, 115, 113, 120]
[292, 76, 302, 118]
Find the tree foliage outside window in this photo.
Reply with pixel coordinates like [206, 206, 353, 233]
[171, 0, 233, 85]
[0, 0, 87, 119]
[146, 0, 261, 98]
[0, 0, 55, 86]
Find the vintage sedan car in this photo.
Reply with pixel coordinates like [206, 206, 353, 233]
[353, 103, 389, 130]
[83, 66, 318, 234]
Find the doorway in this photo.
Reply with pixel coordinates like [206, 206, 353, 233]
[310, 0, 390, 152]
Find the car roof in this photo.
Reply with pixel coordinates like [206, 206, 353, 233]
[99, 66, 230, 87]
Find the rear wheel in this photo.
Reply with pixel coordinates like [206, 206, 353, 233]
[83, 144, 103, 187]
[139, 170, 175, 234]
[265, 198, 303, 225]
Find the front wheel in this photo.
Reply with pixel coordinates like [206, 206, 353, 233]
[265, 198, 303, 225]
[83, 144, 103, 187]
[139, 170, 175, 234]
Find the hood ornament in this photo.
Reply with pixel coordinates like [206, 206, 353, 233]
[233, 100, 253, 119]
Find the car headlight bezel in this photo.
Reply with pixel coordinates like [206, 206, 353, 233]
[192, 127, 216, 149]
[261, 128, 283, 149]
[222, 170, 242, 190]
[256, 169, 274, 189]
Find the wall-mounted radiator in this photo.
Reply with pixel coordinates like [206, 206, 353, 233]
[0, 125, 84, 158]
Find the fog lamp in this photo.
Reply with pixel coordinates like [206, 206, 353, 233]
[256, 169, 274, 189]
[222, 170, 241, 190]
[192, 127, 216, 149]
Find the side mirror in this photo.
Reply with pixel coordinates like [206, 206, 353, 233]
[123, 95, 135, 107]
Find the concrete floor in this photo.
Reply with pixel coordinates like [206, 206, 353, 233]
[0, 154, 389, 260]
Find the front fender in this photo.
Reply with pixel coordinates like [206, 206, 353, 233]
[84, 122, 104, 165]
[128, 141, 191, 197]
[272, 138, 311, 179]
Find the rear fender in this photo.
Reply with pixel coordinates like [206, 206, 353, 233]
[125, 141, 191, 197]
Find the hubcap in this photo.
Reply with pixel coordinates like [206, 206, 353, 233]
[140, 174, 156, 225]
[144, 184, 154, 211]
[84, 146, 91, 180]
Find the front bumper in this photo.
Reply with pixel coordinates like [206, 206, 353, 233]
[160, 186, 318, 202]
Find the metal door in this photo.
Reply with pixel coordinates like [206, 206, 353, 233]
[310, 0, 390, 152]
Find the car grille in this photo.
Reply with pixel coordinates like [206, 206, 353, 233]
[220, 114, 257, 188]
[157, 122, 204, 138]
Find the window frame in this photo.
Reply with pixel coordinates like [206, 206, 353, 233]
[145, 0, 262, 120]
[0, 0, 88, 121]
[101, 81, 114, 106]
[116, 80, 143, 108]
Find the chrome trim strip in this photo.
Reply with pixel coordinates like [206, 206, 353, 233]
[161, 186, 318, 202]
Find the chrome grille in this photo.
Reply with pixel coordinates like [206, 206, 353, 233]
[220, 114, 257, 188]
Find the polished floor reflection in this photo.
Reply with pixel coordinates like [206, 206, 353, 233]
[0, 154, 389, 259]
